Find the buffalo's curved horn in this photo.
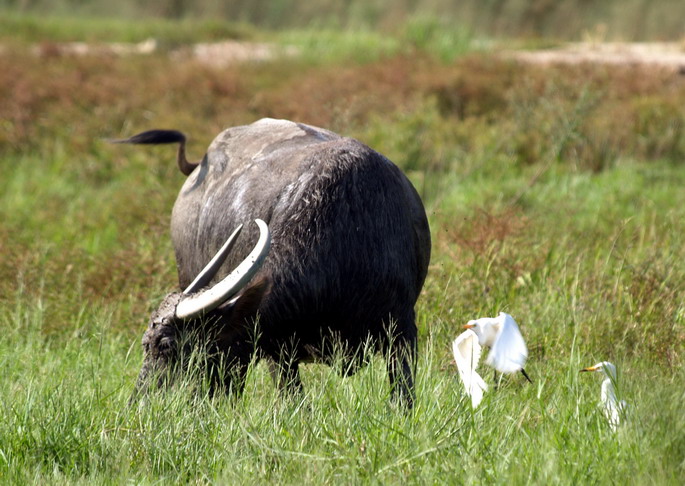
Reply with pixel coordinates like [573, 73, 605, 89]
[182, 223, 244, 295]
[108, 129, 199, 176]
[175, 219, 270, 320]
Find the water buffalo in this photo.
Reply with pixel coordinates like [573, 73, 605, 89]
[117, 118, 431, 407]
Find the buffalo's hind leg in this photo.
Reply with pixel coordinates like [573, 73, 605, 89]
[386, 318, 417, 410]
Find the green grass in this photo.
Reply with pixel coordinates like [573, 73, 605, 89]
[3, 0, 685, 40]
[0, 13, 255, 44]
[274, 28, 403, 64]
[277, 17, 476, 65]
[1, 16, 684, 484]
[1, 273, 683, 483]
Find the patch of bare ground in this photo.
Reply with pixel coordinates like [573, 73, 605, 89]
[32, 39, 158, 57]
[9, 39, 685, 72]
[5, 39, 297, 67]
[249, 55, 438, 129]
[507, 42, 685, 73]
[175, 41, 298, 67]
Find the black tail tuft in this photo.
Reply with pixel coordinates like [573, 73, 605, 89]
[108, 129, 186, 145]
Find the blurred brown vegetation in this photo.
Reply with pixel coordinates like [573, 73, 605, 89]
[3, 51, 685, 162]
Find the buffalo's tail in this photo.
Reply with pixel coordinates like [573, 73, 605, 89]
[108, 129, 198, 176]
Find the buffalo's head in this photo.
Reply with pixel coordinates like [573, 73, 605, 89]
[133, 219, 271, 399]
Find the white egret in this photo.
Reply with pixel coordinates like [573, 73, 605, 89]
[452, 329, 488, 408]
[452, 312, 531, 407]
[580, 361, 627, 431]
[463, 312, 531, 382]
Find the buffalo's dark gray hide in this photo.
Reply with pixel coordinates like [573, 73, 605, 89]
[126, 118, 431, 407]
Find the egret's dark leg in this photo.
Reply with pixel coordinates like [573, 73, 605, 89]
[520, 368, 533, 384]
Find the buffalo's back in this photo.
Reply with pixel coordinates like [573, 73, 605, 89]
[171, 118, 430, 344]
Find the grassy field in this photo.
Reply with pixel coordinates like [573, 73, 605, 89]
[1, 16, 685, 484]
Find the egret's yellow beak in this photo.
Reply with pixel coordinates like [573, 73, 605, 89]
[463, 323, 475, 329]
[580, 366, 598, 373]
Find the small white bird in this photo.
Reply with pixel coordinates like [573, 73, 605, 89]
[452, 312, 531, 407]
[580, 361, 627, 431]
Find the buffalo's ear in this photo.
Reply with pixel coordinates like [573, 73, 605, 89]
[217, 276, 271, 325]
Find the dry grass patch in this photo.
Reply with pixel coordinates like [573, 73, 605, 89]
[250, 55, 438, 130]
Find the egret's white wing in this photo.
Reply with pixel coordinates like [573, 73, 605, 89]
[452, 330, 488, 408]
[453, 329, 482, 374]
[486, 313, 528, 373]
